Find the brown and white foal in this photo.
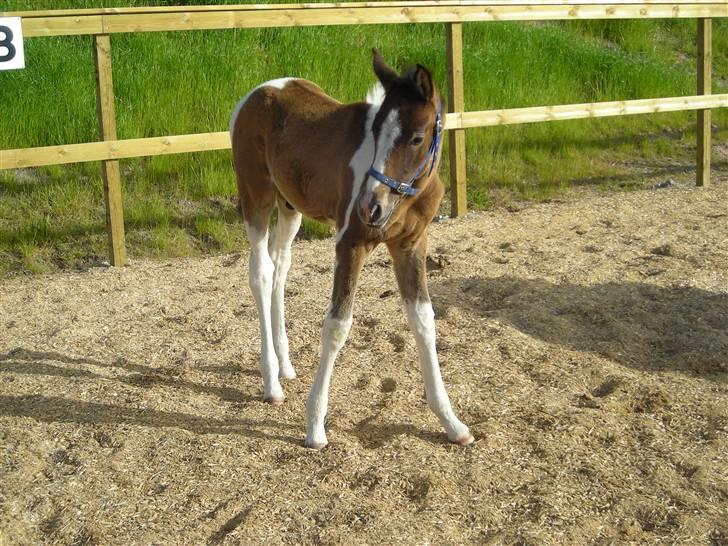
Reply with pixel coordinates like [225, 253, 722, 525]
[230, 50, 473, 449]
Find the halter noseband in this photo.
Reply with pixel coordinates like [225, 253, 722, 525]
[366, 101, 443, 197]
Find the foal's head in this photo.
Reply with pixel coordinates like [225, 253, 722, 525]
[357, 49, 443, 229]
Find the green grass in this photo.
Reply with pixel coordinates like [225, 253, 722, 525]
[1, 0, 727, 275]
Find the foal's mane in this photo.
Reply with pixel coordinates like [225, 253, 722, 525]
[366, 64, 436, 108]
[365, 81, 386, 106]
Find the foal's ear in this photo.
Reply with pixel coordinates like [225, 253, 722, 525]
[372, 48, 398, 89]
[412, 64, 435, 101]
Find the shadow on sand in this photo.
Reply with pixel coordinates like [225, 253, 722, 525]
[0, 348, 251, 402]
[432, 276, 728, 376]
[0, 349, 300, 445]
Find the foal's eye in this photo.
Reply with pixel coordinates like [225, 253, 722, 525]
[409, 135, 425, 147]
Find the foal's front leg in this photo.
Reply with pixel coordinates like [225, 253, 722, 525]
[388, 237, 474, 445]
[305, 240, 370, 449]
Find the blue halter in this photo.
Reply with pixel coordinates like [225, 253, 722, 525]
[366, 101, 443, 197]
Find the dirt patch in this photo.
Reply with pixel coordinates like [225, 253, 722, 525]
[1, 183, 727, 544]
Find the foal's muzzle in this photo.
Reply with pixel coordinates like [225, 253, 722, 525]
[358, 191, 393, 229]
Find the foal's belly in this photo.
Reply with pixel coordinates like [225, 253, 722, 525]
[270, 161, 342, 226]
[282, 192, 337, 226]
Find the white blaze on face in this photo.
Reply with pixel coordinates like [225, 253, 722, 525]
[337, 103, 378, 243]
[339, 90, 405, 239]
[365, 107, 401, 196]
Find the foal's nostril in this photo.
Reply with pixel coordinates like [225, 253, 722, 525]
[369, 204, 382, 224]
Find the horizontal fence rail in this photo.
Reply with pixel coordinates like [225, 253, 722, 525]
[1, 133, 233, 169]
[449, 93, 728, 128]
[10, 3, 728, 36]
[3, 94, 728, 169]
[1, 1, 725, 266]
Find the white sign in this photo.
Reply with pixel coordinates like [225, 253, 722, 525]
[0, 17, 25, 71]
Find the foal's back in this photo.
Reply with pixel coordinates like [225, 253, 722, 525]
[231, 78, 368, 224]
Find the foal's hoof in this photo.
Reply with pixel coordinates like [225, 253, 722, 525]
[304, 440, 328, 450]
[263, 395, 285, 406]
[450, 432, 475, 446]
[279, 368, 297, 380]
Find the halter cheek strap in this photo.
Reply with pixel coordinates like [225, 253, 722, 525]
[367, 101, 443, 197]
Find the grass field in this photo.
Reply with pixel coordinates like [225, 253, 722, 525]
[1, 0, 727, 274]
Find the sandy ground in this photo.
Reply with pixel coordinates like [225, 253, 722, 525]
[1, 180, 727, 545]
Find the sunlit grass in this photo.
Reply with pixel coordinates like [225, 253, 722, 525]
[1, 0, 727, 275]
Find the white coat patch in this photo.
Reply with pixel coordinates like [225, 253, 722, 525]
[336, 103, 379, 244]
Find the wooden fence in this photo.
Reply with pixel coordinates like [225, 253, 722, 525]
[1, 1, 726, 267]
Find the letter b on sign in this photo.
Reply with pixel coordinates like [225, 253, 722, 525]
[0, 26, 16, 62]
[0, 17, 25, 71]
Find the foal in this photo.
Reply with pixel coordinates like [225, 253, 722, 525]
[230, 50, 473, 449]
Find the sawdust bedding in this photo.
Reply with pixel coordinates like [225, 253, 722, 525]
[1, 180, 727, 545]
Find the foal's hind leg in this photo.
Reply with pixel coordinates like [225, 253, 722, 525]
[388, 236, 474, 445]
[270, 198, 302, 379]
[242, 195, 285, 404]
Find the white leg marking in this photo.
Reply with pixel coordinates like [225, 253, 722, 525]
[270, 208, 302, 380]
[305, 310, 353, 448]
[245, 221, 284, 403]
[229, 77, 298, 139]
[405, 299, 473, 444]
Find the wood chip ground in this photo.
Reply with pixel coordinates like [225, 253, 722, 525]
[1, 182, 727, 545]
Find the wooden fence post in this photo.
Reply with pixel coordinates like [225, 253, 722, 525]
[93, 33, 127, 266]
[696, 18, 711, 187]
[446, 22, 467, 218]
